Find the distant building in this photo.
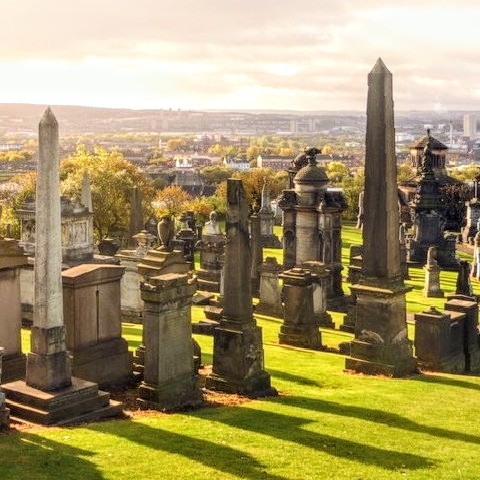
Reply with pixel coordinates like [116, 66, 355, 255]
[223, 157, 250, 171]
[256, 155, 292, 171]
[463, 114, 477, 140]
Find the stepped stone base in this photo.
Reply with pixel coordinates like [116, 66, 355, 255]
[416, 354, 466, 374]
[2, 377, 123, 426]
[70, 337, 133, 389]
[317, 312, 335, 329]
[1, 353, 26, 384]
[0, 393, 10, 430]
[205, 323, 276, 397]
[345, 339, 417, 377]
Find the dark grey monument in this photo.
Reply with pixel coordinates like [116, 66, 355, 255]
[345, 59, 416, 377]
[205, 179, 274, 396]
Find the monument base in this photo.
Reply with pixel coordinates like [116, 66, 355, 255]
[2, 353, 26, 383]
[70, 338, 133, 389]
[279, 324, 322, 350]
[206, 322, 276, 396]
[2, 377, 123, 425]
[0, 393, 10, 430]
[416, 354, 466, 374]
[345, 339, 416, 377]
[137, 374, 203, 411]
[255, 302, 283, 318]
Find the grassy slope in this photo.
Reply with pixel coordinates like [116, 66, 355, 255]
[8, 222, 480, 480]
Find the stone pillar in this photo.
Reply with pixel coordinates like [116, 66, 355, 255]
[2, 109, 122, 425]
[0, 239, 28, 382]
[414, 306, 465, 373]
[256, 257, 283, 317]
[196, 234, 225, 293]
[128, 186, 143, 248]
[206, 179, 274, 396]
[279, 268, 322, 349]
[302, 261, 334, 329]
[26, 108, 71, 391]
[137, 273, 203, 410]
[278, 190, 297, 269]
[423, 247, 444, 298]
[444, 295, 480, 373]
[345, 59, 415, 377]
[62, 264, 133, 388]
[0, 348, 10, 430]
[250, 213, 262, 296]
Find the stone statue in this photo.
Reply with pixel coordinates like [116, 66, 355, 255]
[157, 214, 175, 251]
[204, 211, 222, 236]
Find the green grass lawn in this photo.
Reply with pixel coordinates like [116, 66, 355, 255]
[6, 221, 480, 480]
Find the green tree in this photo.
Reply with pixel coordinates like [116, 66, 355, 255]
[200, 166, 233, 185]
[61, 146, 154, 240]
[326, 161, 349, 185]
[397, 163, 416, 182]
[342, 167, 365, 220]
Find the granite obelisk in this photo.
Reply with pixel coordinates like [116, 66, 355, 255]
[206, 179, 274, 395]
[25, 107, 71, 390]
[345, 59, 416, 377]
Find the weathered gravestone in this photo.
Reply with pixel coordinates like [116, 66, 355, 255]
[206, 179, 275, 396]
[62, 264, 133, 388]
[137, 273, 203, 411]
[423, 246, 444, 298]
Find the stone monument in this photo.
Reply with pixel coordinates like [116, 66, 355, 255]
[258, 180, 281, 248]
[279, 267, 322, 349]
[206, 179, 274, 396]
[256, 257, 283, 317]
[137, 273, 203, 411]
[2, 108, 122, 425]
[0, 348, 10, 430]
[423, 246, 444, 298]
[456, 260, 474, 297]
[345, 59, 416, 377]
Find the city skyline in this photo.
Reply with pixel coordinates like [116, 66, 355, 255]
[2, 1, 480, 112]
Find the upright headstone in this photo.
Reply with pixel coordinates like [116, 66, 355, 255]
[2, 109, 122, 425]
[345, 60, 416, 377]
[256, 257, 283, 317]
[279, 267, 322, 349]
[137, 273, 203, 410]
[423, 246, 444, 298]
[258, 181, 281, 248]
[250, 211, 262, 296]
[456, 260, 474, 297]
[206, 179, 274, 396]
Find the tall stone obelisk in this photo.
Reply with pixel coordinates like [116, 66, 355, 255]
[25, 108, 72, 390]
[206, 179, 274, 395]
[3, 109, 122, 425]
[345, 59, 416, 377]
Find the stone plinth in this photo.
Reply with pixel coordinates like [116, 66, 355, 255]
[3, 377, 122, 425]
[256, 257, 283, 317]
[137, 273, 203, 411]
[196, 234, 225, 293]
[414, 307, 465, 373]
[444, 295, 480, 373]
[345, 283, 416, 377]
[0, 239, 28, 382]
[302, 261, 334, 329]
[0, 348, 11, 430]
[279, 268, 322, 349]
[62, 264, 133, 388]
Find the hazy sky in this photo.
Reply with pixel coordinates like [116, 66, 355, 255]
[2, 0, 480, 111]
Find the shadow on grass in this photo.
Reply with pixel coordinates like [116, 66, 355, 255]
[0, 432, 102, 479]
[198, 406, 433, 471]
[410, 373, 480, 392]
[274, 395, 480, 446]
[88, 420, 288, 480]
[268, 368, 323, 388]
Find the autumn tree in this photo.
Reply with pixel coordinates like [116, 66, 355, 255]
[61, 146, 155, 240]
[153, 185, 192, 218]
[326, 161, 349, 185]
[199, 165, 233, 185]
